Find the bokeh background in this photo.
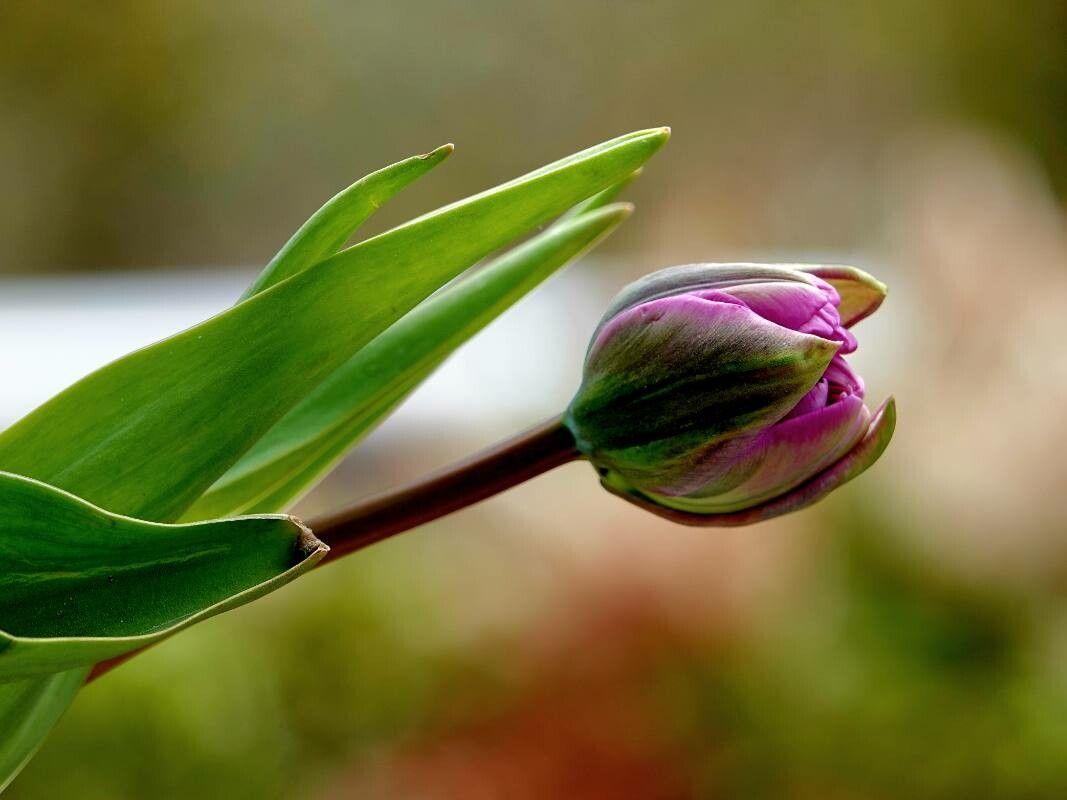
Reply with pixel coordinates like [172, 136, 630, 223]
[2, 1, 1067, 797]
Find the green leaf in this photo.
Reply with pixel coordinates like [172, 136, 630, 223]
[0, 671, 83, 793]
[0, 472, 326, 681]
[186, 202, 634, 518]
[561, 168, 641, 219]
[240, 144, 454, 300]
[0, 128, 669, 787]
[0, 127, 669, 524]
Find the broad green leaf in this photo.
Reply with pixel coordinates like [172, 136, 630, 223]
[0, 671, 83, 793]
[240, 144, 454, 299]
[0, 127, 669, 524]
[186, 202, 634, 518]
[0, 472, 326, 681]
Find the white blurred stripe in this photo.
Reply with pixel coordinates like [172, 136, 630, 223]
[0, 266, 606, 432]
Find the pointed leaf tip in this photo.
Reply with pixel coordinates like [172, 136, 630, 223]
[642, 126, 671, 146]
[241, 144, 456, 298]
[421, 143, 455, 160]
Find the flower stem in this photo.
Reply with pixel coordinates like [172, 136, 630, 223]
[312, 415, 581, 562]
[87, 416, 580, 684]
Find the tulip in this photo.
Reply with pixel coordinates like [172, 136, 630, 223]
[564, 263, 895, 525]
[299, 263, 895, 559]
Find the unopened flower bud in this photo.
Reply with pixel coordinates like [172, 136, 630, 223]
[565, 263, 894, 524]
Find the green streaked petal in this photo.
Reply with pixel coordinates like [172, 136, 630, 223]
[602, 397, 896, 526]
[567, 292, 839, 458]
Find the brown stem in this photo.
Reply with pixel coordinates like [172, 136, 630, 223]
[314, 415, 580, 562]
[88, 416, 580, 684]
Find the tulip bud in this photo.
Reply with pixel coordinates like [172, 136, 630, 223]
[565, 263, 895, 524]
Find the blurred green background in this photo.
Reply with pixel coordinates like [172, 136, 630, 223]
[3, 1, 1067, 798]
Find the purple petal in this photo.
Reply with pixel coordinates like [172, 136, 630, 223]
[710, 280, 857, 354]
[782, 379, 830, 420]
[650, 394, 871, 512]
[822, 355, 865, 399]
[701, 281, 830, 333]
[592, 263, 827, 341]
